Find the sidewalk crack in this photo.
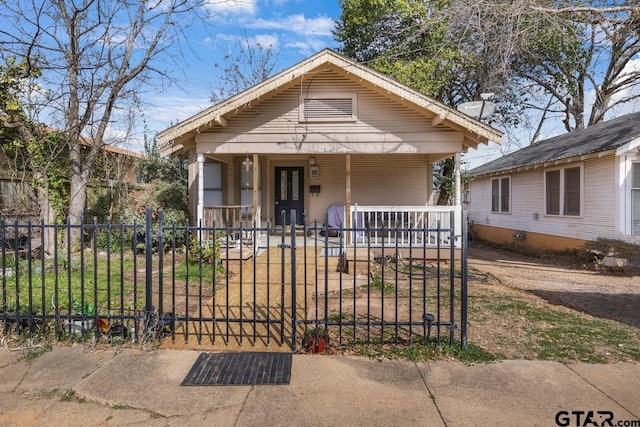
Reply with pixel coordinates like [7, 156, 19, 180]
[564, 364, 638, 419]
[416, 363, 448, 427]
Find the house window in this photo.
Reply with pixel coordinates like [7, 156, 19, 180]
[463, 181, 471, 203]
[240, 160, 261, 213]
[491, 177, 510, 213]
[545, 166, 581, 216]
[299, 93, 357, 122]
[632, 163, 640, 235]
[203, 163, 223, 205]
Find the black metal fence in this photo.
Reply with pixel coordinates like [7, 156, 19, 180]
[1, 209, 468, 351]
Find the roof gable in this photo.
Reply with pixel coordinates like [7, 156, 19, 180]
[157, 49, 501, 156]
[470, 111, 640, 177]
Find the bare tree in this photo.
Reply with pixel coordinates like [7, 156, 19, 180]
[0, 0, 212, 245]
[210, 32, 281, 102]
[442, 0, 640, 135]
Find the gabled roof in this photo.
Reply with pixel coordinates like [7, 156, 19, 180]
[157, 48, 502, 156]
[470, 111, 640, 177]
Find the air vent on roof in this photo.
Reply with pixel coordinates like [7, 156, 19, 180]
[299, 94, 357, 122]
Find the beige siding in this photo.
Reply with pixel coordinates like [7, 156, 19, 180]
[305, 155, 346, 224]
[188, 148, 197, 224]
[304, 154, 431, 224]
[199, 67, 456, 146]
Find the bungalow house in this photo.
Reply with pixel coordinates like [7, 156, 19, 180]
[157, 49, 502, 248]
[468, 111, 640, 251]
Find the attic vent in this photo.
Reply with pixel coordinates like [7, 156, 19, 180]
[299, 93, 357, 122]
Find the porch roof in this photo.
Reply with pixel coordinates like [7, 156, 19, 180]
[157, 49, 502, 157]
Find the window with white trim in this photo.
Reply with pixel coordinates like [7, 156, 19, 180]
[545, 166, 581, 216]
[491, 176, 510, 213]
[203, 162, 223, 205]
[299, 93, 357, 122]
[632, 163, 640, 235]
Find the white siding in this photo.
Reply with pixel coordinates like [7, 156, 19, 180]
[468, 155, 640, 243]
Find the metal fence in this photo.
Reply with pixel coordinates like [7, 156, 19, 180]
[1, 208, 468, 352]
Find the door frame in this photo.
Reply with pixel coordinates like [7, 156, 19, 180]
[274, 166, 305, 225]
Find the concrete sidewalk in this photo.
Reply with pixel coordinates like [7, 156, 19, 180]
[1, 346, 639, 427]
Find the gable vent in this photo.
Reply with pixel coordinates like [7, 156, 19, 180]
[299, 93, 357, 122]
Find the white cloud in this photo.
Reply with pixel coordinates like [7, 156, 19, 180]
[284, 39, 327, 56]
[271, 0, 301, 6]
[253, 33, 279, 48]
[205, 0, 257, 16]
[605, 57, 640, 118]
[251, 14, 334, 37]
[148, 95, 212, 124]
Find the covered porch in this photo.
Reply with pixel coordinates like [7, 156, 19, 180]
[194, 151, 465, 251]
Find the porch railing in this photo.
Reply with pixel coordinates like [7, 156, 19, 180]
[202, 205, 261, 250]
[350, 205, 458, 247]
[203, 205, 253, 228]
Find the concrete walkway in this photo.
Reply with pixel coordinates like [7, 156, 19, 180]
[1, 345, 639, 426]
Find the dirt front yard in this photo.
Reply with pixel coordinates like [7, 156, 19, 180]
[466, 243, 640, 362]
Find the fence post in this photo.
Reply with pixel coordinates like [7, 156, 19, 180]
[157, 209, 164, 314]
[144, 207, 154, 327]
[290, 210, 297, 352]
[461, 208, 468, 349]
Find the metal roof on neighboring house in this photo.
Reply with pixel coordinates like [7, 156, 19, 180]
[470, 111, 640, 177]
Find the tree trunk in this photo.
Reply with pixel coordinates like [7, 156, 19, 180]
[437, 158, 455, 205]
[33, 172, 58, 255]
[67, 167, 90, 250]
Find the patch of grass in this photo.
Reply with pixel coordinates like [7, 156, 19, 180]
[2, 255, 136, 314]
[472, 293, 640, 363]
[22, 344, 52, 362]
[174, 259, 223, 283]
[112, 404, 131, 410]
[367, 273, 396, 294]
[328, 311, 352, 322]
[60, 389, 76, 402]
[352, 340, 497, 363]
[440, 342, 498, 363]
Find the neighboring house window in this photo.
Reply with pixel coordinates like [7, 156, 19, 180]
[633, 163, 640, 235]
[299, 93, 357, 122]
[203, 162, 223, 205]
[491, 177, 510, 213]
[463, 181, 471, 203]
[545, 166, 581, 216]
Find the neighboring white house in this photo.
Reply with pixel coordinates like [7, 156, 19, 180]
[157, 49, 502, 248]
[468, 111, 640, 251]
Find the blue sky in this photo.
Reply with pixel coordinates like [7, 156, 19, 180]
[136, 0, 640, 169]
[141, 0, 342, 148]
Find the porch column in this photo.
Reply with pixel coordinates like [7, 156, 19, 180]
[454, 152, 462, 246]
[197, 153, 204, 227]
[454, 152, 461, 206]
[345, 154, 351, 245]
[253, 153, 259, 226]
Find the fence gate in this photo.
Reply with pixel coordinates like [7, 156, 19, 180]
[157, 210, 302, 352]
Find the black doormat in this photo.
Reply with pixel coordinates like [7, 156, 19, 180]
[182, 352, 292, 386]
